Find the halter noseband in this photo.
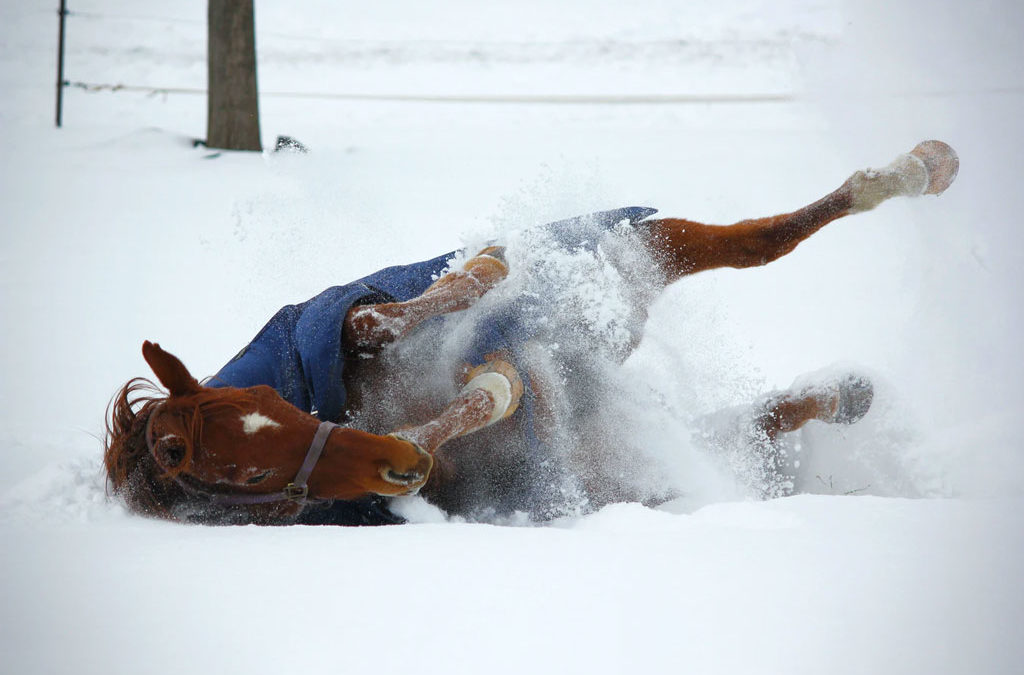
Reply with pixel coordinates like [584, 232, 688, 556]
[145, 405, 338, 507]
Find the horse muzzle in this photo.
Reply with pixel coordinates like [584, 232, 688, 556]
[379, 439, 433, 493]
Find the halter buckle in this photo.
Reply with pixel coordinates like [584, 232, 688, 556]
[283, 483, 309, 502]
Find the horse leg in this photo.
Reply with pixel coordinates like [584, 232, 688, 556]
[343, 247, 508, 353]
[387, 357, 523, 455]
[382, 357, 524, 504]
[643, 140, 959, 280]
[738, 371, 875, 498]
[752, 372, 875, 443]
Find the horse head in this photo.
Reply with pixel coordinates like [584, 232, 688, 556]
[103, 341, 433, 523]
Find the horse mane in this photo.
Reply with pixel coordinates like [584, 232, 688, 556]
[103, 378, 250, 522]
[103, 378, 179, 519]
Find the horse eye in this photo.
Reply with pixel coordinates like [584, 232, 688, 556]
[245, 471, 272, 485]
[158, 443, 186, 468]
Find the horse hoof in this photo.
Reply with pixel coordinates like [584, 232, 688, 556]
[831, 373, 874, 425]
[910, 140, 959, 195]
[464, 246, 509, 281]
[477, 245, 507, 267]
[463, 357, 523, 424]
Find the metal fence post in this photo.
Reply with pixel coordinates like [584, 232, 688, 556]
[56, 0, 67, 127]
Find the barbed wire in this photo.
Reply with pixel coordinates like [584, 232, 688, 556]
[56, 11, 1020, 113]
[65, 80, 1022, 104]
[57, 9, 799, 110]
[67, 9, 203, 27]
[64, 81, 796, 104]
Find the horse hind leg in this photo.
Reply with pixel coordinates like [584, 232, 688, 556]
[343, 247, 509, 353]
[642, 140, 959, 281]
[744, 371, 874, 497]
[753, 372, 875, 444]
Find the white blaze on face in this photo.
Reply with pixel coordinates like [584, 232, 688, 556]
[240, 412, 282, 435]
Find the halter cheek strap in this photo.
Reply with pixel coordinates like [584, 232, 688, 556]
[280, 420, 339, 504]
[145, 407, 338, 507]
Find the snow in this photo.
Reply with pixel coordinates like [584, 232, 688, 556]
[2, 0, 1023, 673]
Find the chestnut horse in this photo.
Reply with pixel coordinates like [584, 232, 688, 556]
[104, 141, 958, 525]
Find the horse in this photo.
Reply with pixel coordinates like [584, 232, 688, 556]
[104, 140, 959, 525]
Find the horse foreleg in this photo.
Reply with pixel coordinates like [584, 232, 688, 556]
[343, 247, 508, 353]
[645, 140, 959, 280]
[388, 358, 524, 455]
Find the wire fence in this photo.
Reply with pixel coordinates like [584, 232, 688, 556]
[55, 6, 1020, 125]
[56, 4, 809, 122]
[63, 80, 796, 105]
[63, 8, 204, 27]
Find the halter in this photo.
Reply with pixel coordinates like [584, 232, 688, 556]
[145, 405, 338, 507]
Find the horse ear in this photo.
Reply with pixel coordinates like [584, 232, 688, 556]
[142, 341, 202, 397]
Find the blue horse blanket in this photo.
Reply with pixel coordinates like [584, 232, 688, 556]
[209, 207, 657, 524]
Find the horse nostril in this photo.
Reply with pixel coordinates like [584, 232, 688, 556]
[377, 436, 433, 490]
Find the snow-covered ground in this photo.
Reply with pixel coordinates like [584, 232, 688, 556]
[1, 0, 1022, 672]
